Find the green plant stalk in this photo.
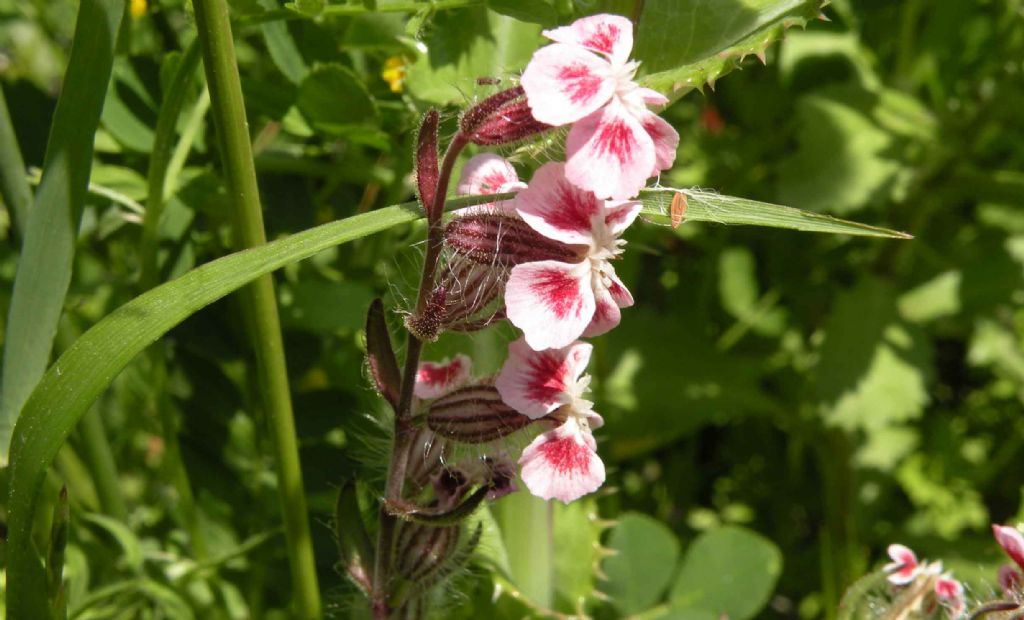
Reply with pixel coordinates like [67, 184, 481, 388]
[0, 86, 32, 237]
[496, 491, 554, 608]
[78, 409, 128, 521]
[140, 39, 202, 289]
[191, 0, 321, 616]
[372, 133, 468, 618]
[0, 0, 125, 465]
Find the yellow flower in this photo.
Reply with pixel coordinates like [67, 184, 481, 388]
[381, 56, 408, 94]
[130, 0, 147, 19]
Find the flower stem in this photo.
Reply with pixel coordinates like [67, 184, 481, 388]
[372, 132, 469, 618]
[192, 0, 321, 617]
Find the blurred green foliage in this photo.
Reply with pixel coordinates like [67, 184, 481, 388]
[1, 0, 1023, 618]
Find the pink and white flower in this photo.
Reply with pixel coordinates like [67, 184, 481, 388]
[934, 573, 965, 618]
[496, 338, 605, 503]
[414, 354, 472, 399]
[993, 524, 1024, 593]
[505, 162, 640, 350]
[456, 153, 526, 199]
[884, 544, 921, 585]
[520, 13, 679, 200]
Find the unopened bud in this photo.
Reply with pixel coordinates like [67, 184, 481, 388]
[395, 522, 460, 583]
[460, 86, 553, 146]
[428, 385, 551, 443]
[444, 213, 583, 267]
[405, 428, 449, 493]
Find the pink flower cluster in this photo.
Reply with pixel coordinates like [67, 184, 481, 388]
[414, 14, 678, 504]
[883, 544, 965, 617]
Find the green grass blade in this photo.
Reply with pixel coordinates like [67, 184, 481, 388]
[0, 86, 33, 236]
[0, 0, 126, 463]
[639, 188, 913, 239]
[3, 194, 490, 617]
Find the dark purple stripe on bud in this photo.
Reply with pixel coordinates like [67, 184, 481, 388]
[395, 523, 459, 583]
[444, 213, 583, 267]
[459, 86, 552, 146]
[428, 385, 546, 443]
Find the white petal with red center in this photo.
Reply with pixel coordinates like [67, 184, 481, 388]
[566, 98, 656, 200]
[583, 266, 632, 338]
[934, 575, 965, 617]
[884, 543, 920, 585]
[521, 44, 615, 126]
[603, 200, 643, 237]
[542, 14, 634, 66]
[518, 418, 605, 503]
[515, 162, 600, 246]
[496, 338, 592, 418]
[639, 111, 680, 176]
[414, 354, 472, 399]
[506, 260, 595, 350]
[456, 153, 520, 196]
[994, 525, 1024, 570]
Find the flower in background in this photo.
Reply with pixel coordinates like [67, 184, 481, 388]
[382, 56, 408, 93]
[414, 355, 472, 400]
[520, 13, 679, 200]
[455, 153, 526, 203]
[505, 162, 640, 350]
[884, 543, 921, 585]
[496, 338, 605, 503]
[934, 573, 966, 618]
[993, 524, 1024, 594]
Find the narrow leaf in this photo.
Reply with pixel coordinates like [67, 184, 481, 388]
[640, 188, 913, 239]
[0, 0, 126, 463]
[366, 298, 402, 410]
[0, 86, 32, 236]
[47, 487, 69, 620]
[3, 193, 498, 616]
[334, 478, 374, 592]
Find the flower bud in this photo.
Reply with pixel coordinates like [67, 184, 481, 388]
[427, 384, 552, 443]
[444, 212, 584, 267]
[459, 86, 553, 146]
[395, 522, 460, 584]
[405, 428, 449, 493]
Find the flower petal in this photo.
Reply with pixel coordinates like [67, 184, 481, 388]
[637, 87, 669, 106]
[884, 543, 920, 585]
[566, 98, 656, 200]
[583, 266, 632, 338]
[414, 354, 472, 399]
[994, 524, 1024, 571]
[543, 14, 634, 66]
[515, 162, 600, 246]
[519, 418, 605, 503]
[999, 565, 1023, 592]
[640, 111, 680, 176]
[506, 260, 595, 350]
[456, 153, 521, 196]
[603, 200, 643, 237]
[496, 338, 592, 418]
[521, 43, 615, 126]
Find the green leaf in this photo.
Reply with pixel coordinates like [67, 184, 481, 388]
[404, 7, 543, 105]
[778, 92, 902, 214]
[0, 87, 33, 236]
[0, 0, 125, 464]
[279, 280, 376, 333]
[602, 513, 681, 615]
[637, 0, 827, 99]
[259, 0, 309, 84]
[553, 497, 604, 611]
[487, 0, 558, 26]
[640, 188, 913, 238]
[79, 513, 145, 573]
[2, 194, 493, 616]
[668, 525, 783, 620]
[718, 246, 786, 337]
[296, 63, 378, 136]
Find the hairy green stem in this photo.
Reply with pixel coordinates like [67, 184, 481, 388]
[372, 133, 469, 619]
[192, 0, 321, 617]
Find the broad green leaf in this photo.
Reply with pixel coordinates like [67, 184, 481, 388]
[640, 188, 912, 238]
[898, 270, 962, 323]
[296, 64, 378, 137]
[637, 0, 827, 99]
[778, 92, 902, 214]
[602, 513, 681, 615]
[815, 279, 930, 437]
[0, 0, 125, 464]
[669, 526, 782, 620]
[404, 8, 543, 105]
[718, 246, 786, 337]
[2, 195, 492, 616]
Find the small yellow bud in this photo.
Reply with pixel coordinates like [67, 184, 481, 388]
[129, 0, 147, 19]
[381, 56, 407, 94]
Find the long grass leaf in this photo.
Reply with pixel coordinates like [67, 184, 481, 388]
[4, 194, 489, 617]
[0, 86, 32, 236]
[0, 0, 126, 463]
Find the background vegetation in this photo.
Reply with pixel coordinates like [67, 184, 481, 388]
[1, 0, 1022, 618]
